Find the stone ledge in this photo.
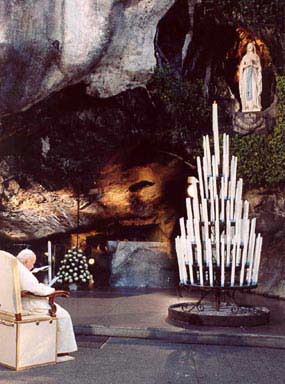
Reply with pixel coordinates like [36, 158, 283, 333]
[74, 324, 285, 350]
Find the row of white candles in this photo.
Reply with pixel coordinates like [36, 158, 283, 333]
[175, 102, 263, 288]
[176, 217, 263, 287]
[175, 234, 262, 287]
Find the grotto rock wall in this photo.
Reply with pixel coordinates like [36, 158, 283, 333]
[110, 242, 178, 288]
[246, 188, 285, 299]
[0, 0, 177, 116]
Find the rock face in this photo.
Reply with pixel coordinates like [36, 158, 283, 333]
[246, 188, 285, 298]
[0, 157, 184, 241]
[110, 241, 178, 288]
[0, 0, 175, 116]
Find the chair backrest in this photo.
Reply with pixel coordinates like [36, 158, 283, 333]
[0, 250, 22, 320]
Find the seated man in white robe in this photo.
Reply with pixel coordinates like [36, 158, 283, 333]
[17, 249, 77, 361]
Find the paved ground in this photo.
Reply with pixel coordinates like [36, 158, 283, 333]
[1, 337, 285, 384]
[55, 289, 285, 348]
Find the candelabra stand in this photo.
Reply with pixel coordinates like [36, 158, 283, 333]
[169, 102, 270, 327]
[169, 273, 269, 328]
[178, 283, 257, 313]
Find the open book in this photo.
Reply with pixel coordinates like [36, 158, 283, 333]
[32, 265, 49, 274]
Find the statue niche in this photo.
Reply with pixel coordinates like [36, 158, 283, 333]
[239, 42, 262, 112]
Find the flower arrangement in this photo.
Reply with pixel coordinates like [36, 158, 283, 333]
[56, 247, 93, 286]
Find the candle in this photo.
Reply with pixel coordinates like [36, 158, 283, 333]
[222, 133, 227, 177]
[212, 155, 217, 179]
[215, 197, 220, 266]
[179, 217, 186, 238]
[197, 157, 204, 200]
[220, 176, 224, 200]
[215, 220, 220, 266]
[243, 200, 249, 220]
[230, 198, 234, 221]
[192, 179, 200, 221]
[48, 240, 52, 284]
[208, 238, 214, 286]
[186, 219, 195, 242]
[234, 179, 243, 220]
[226, 134, 230, 178]
[230, 156, 237, 200]
[220, 177, 225, 222]
[247, 218, 256, 264]
[226, 200, 231, 266]
[247, 231, 256, 286]
[209, 177, 215, 222]
[223, 134, 230, 180]
[203, 136, 207, 165]
[221, 236, 225, 287]
[202, 156, 209, 199]
[186, 197, 193, 221]
[240, 219, 249, 286]
[252, 235, 263, 284]
[181, 236, 189, 284]
[175, 237, 182, 283]
[194, 220, 204, 285]
[224, 176, 228, 200]
[212, 156, 217, 196]
[235, 217, 241, 265]
[212, 101, 220, 166]
[206, 135, 211, 174]
[220, 197, 225, 222]
[230, 237, 237, 287]
[202, 199, 209, 264]
[186, 236, 194, 285]
[215, 195, 219, 223]
[175, 237, 187, 284]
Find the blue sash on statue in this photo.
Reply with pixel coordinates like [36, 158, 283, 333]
[246, 66, 253, 101]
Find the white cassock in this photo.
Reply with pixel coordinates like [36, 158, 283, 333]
[17, 261, 77, 354]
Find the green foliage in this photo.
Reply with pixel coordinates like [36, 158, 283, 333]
[216, 0, 280, 26]
[231, 75, 285, 188]
[147, 67, 210, 146]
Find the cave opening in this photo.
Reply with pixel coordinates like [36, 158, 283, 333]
[155, 0, 191, 74]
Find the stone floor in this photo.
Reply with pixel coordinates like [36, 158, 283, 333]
[1, 337, 285, 384]
[56, 288, 285, 348]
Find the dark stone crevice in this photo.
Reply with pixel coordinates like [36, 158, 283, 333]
[155, 0, 191, 74]
[129, 181, 155, 193]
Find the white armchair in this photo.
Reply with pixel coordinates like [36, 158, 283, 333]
[0, 250, 69, 370]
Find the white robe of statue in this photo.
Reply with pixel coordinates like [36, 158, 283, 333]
[17, 261, 77, 354]
[239, 42, 262, 112]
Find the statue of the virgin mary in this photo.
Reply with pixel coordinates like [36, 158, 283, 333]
[239, 42, 262, 112]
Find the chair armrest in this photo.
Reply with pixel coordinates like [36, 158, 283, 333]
[21, 290, 70, 317]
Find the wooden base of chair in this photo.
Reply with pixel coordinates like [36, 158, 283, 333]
[0, 317, 57, 371]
